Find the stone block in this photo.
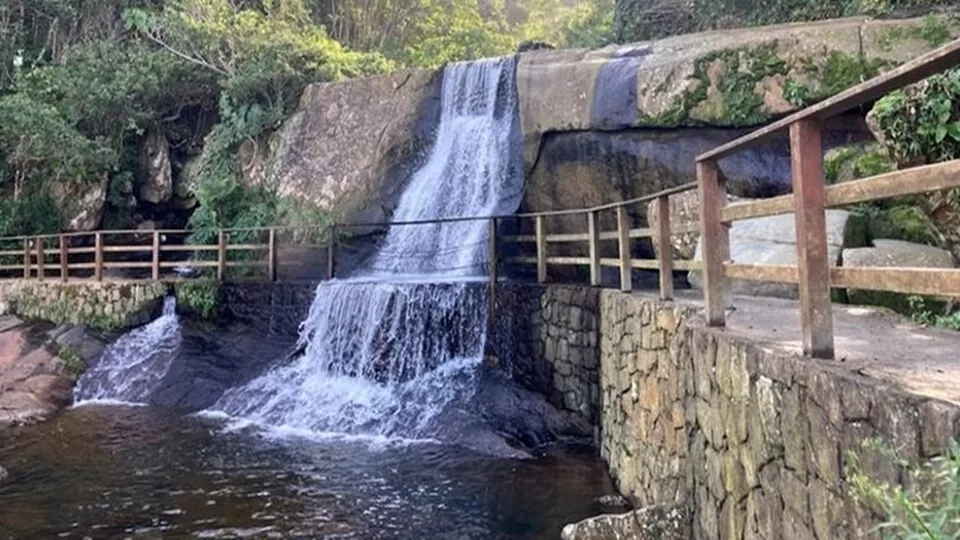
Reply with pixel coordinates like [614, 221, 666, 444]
[782, 387, 808, 476]
[806, 399, 841, 491]
[780, 469, 809, 520]
[920, 399, 959, 458]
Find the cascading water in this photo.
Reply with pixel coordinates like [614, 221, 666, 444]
[211, 57, 523, 440]
[74, 296, 181, 404]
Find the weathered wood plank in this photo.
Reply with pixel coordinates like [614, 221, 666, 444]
[825, 159, 960, 207]
[536, 215, 547, 284]
[830, 267, 960, 296]
[59, 235, 68, 283]
[656, 195, 674, 300]
[217, 231, 227, 281]
[151, 232, 160, 280]
[630, 259, 660, 270]
[698, 39, 960, 162]
[503, 256, 539, 265]
[720, 195, 793, 223]
[698, 159, 728, 326]
[674, 260, 703, 271]
[546, 232, 590, 243]
[724, 263, 799, 283]
[617, 206, 632, 292]
[35, 237, 44, 281]
[588, 211, 601, 286]
[94, 233, 103, 282]
[791, 118, 834, 359]
[546, 257, 593, 265]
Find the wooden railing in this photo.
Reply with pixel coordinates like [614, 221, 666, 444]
[696, 38, 960, 359]
[0, 227, 334, 283]
[495, 182, 701, 300]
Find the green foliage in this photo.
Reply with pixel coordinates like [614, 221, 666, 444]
[848, 437, 960, 538]
[871, 68, 960, 167]
[615, 0, 956, 43]
[175, 279, 221, 320]
[0, 193, 62, 238]
[907, 296, 960, 330]
[57, 346, 88, 378]
[883, 14, 954, 49]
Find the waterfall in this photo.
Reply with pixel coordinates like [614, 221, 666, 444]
[74, 296, 181, 404]
[211, 57, 523, 440]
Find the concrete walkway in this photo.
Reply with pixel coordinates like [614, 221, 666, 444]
[646, 290, 960, 406]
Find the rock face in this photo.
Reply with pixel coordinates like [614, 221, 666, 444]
[258, 69, 442, 226]
[139, 129, 174, 205]
[561, 505, 691, 540]
[690, 209, 869, 298]
[0, 316, 106, 429]
[50, 175, 108, 232]
[517, 17, 954, 169]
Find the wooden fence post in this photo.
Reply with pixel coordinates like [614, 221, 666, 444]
[22, 239, 30, 279]
[488, 218, 498, 318]
[656, 195, 674, 300]
[59, 235, 68, 283]
[790, 118, 835, 359]
[535, 215, 547, 284]
[217, 230, 227, 281]
[94, 232, 103, 282]
[35, 237, 44, 281]
[268, 228, 277, 282]
[698, 159, 728, 326]
[327, 225, 337, 280]
[616, 205, 632, 293]
[588, 211, 601, 287]
[152, 231, 161, 281]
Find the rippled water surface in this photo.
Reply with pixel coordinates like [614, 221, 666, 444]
[0, 405, 614, 539]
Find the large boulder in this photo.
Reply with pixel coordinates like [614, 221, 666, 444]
[842, 239, 956, 309]
[50, 175, 108, 232]
[0, 318, 106, 429]
[689, 209, 869, 299]
[138, 129, 173, 205]
[256, 69, 442, 227]
[561, 504, 691, 540]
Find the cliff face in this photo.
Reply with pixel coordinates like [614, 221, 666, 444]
[247, 16, 956, 233]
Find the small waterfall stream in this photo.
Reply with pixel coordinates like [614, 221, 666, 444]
[211, 57, 523, 440]
[74, 297, 181, 404]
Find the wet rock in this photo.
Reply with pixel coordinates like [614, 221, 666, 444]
[174, 155, 201, 210]
[139, 129, 173, 205]
[0, 465, 8, 483]
[561, 504, 691, 540]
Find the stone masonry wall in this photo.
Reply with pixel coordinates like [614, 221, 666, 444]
[494, 284, 601, 430]
[0, 281, 167, 330]
[504, 285, 960, 539]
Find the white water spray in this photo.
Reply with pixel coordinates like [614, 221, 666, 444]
[212, 57, 523, 439]
[74, 296, 181, 404]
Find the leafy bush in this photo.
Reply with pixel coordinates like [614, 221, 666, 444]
[848, 438, 960, 539]
[175, 279, 221, 320]
[871, 68, 960, 167]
